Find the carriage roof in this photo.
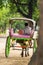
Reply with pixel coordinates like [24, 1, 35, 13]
[9, 18, 36, 27]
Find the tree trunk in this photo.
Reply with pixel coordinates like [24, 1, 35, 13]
[28, 0, 43, 65]
[37, 0, 43, 65]
[28, 0, 33, 19]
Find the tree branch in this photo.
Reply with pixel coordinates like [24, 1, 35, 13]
[12, 0, 28, 6]
[11, 0, 33, 18]
[17, 7, 29, 18]
[12, 0, 29, 18]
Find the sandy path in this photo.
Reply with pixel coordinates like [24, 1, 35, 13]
[0, 37, 33, 65]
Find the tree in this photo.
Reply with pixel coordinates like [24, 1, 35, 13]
[10, 0, 38, 19]
[28, 0, 43, 65]
[36, 0, 43, 65]
[0, 0, 39, 32]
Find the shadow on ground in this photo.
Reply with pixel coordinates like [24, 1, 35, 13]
[28, 50, 37, 65]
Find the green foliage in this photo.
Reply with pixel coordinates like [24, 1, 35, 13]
[0, 0, 39, 33]
[12, 20, 25, 30]
[32, 7, 40, 21]
[0, 6, 10, 32]
[0, 5, 22, 32]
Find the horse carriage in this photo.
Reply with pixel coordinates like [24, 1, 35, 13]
[5, 18, 37, 57]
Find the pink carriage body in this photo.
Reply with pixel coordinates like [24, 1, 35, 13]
[9, 28, 34, 38]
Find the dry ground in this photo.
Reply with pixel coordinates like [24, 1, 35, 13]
[0, 37, 33, 65]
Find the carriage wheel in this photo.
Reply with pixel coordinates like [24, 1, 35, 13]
[5, 36, 10, 57]
[33, 39, 37, 53]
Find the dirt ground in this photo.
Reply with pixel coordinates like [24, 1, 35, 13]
[0, 37, 33, 65]
[0, 55, 31, 65]
[0, 48, 31, 65]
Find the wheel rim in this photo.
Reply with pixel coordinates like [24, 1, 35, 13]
[5, 36, 10, 57]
